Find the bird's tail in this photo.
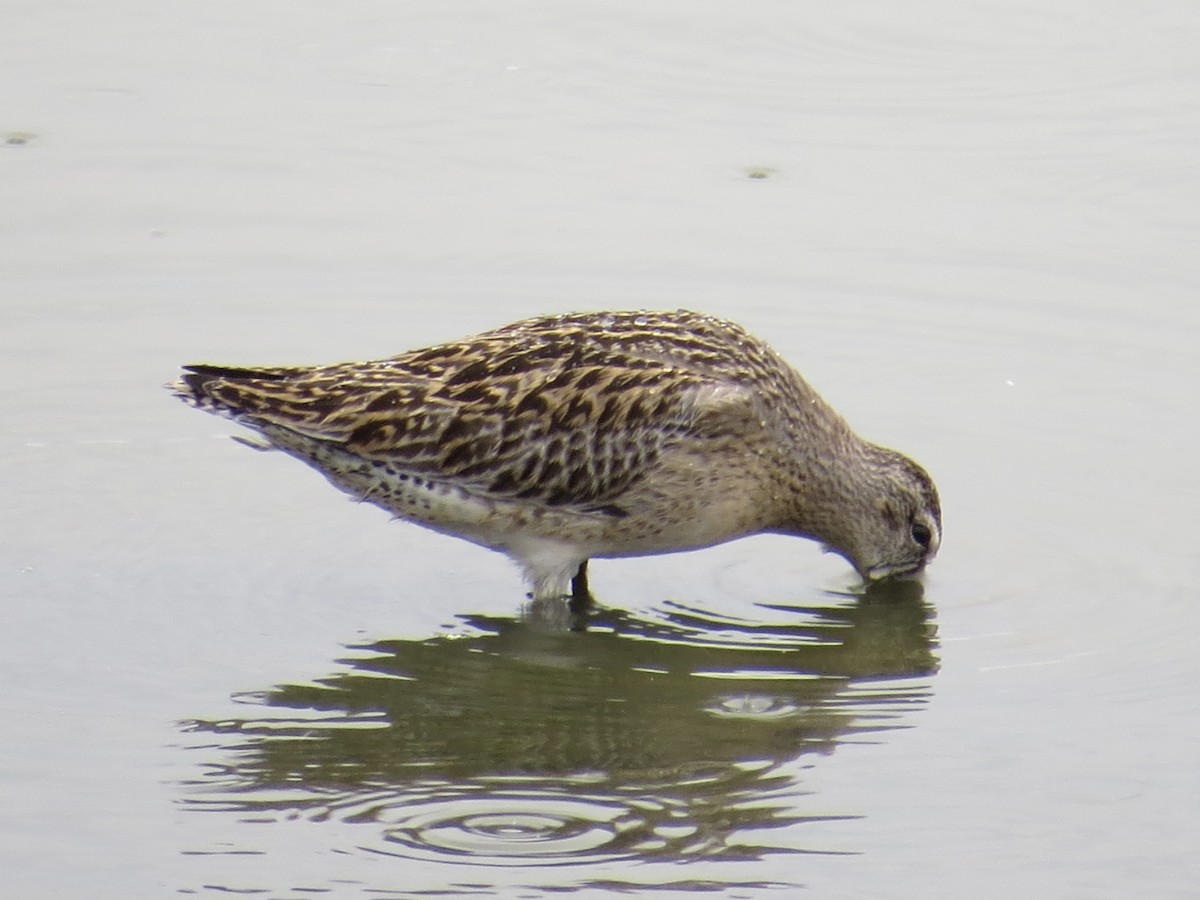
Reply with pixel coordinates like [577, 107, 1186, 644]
[169, 363, 299, 416]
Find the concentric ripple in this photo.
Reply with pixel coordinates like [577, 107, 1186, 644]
[371, 793, 632, 865]
[703, 693, 803, 720]
[342, 782, 715, 866]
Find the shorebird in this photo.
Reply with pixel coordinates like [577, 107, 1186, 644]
[172, 310, 940, 604]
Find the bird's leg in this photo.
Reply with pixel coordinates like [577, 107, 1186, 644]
[568, 560, 593, 614]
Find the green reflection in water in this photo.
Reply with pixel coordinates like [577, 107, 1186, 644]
[181, 580, 936, 865]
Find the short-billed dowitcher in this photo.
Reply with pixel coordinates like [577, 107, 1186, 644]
[172, 310, 940, 603]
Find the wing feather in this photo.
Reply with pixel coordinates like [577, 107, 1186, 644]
[177, 311, 778, 508]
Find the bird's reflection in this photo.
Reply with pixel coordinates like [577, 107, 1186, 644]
[181, 580, 936, 864]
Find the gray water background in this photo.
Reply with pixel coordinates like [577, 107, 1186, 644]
[2, 1, 1198, 897]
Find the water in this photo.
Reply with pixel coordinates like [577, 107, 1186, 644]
[181, 590, 934, 880]
[2, 0, 1198, 897]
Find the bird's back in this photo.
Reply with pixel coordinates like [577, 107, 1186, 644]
[172, 310, 820, 512]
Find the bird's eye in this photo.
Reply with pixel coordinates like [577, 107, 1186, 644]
[910, 522, 932, 548]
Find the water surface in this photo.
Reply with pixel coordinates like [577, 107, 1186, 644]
[2, 1, 1197, 897]
[181, 586, 934, 888]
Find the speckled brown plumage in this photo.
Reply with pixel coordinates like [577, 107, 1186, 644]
[172, 310, 941, 602]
